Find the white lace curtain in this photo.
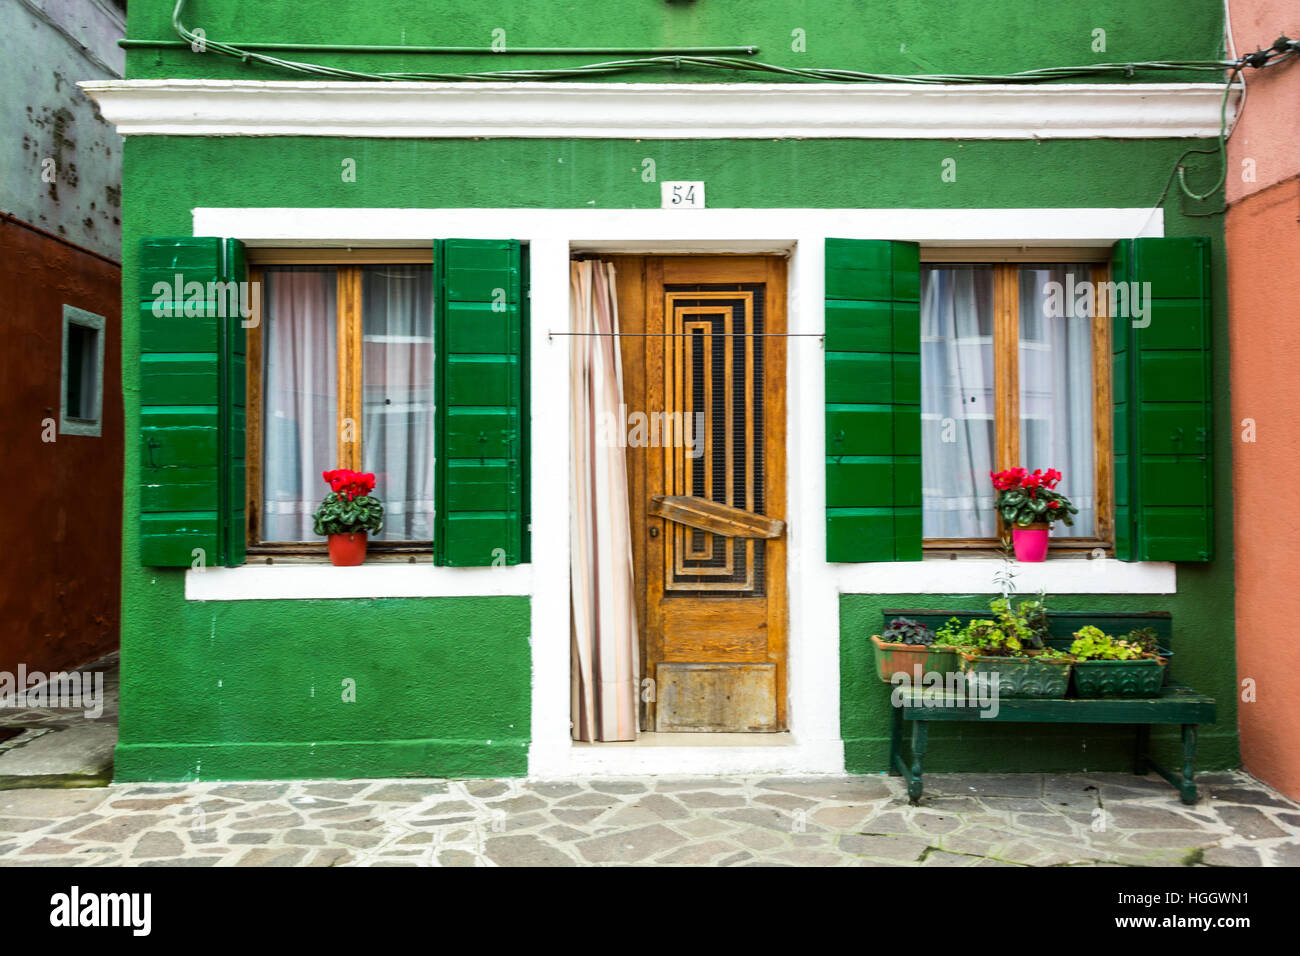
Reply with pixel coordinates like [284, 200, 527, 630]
[261, 267, 338, 542]
[360, 266, 435, 541]
[1018, 266, 1096, 537]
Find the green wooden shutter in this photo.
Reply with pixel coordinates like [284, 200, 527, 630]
[1111, 237, 1213, 561]
[138, 236, 247, 567]
[434, 238, 527, 566]
[824, 239, 922, 562]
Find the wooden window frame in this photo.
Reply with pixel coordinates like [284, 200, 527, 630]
[919, 251, 1113, 553]
[245, 248, 435, 555]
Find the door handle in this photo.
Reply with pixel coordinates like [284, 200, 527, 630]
[649, 526, 660, 538]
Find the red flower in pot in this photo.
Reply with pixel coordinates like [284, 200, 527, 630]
[989, 467, 1079, 562]
[313, 468, 384, 566]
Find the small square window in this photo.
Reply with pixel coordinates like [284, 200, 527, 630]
[61, 306, 105, 437]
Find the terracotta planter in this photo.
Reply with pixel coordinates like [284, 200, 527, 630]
[327, 532, 368, 567]
[1011, 523, 1050, 562]
[870, 636, 962, 684]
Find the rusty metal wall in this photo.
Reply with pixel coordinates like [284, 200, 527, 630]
[1, 218, 122, 676]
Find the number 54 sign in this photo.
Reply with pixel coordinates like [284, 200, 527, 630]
[661, 181, 706, 209]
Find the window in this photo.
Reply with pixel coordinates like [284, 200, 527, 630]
[60, 305, 105, 437]
[247, 250, 435, 549]
[919, 253, 1112, 548]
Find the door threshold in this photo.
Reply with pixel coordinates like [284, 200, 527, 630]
[540, 733, 842, 776]
[572, 731, 796, 749]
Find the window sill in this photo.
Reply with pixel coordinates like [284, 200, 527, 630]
[244, 551, 432, 564]
[184, 562, 533, 601]
[830, 553, 1175, 595]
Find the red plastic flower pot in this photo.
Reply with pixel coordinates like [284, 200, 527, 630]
[327, 532, 368, 567]
[1011, 524, 1050, 562]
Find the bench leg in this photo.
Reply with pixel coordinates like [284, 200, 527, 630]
[1134, 724, 1150, 776]
[1145, 724, 1201, 805]
[888, 704, 903, 776]
[907, 721, 928, 805]
[1179, 724, 1199, 805]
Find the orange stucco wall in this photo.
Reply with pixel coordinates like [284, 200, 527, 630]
[1227, 0, 1300, 799]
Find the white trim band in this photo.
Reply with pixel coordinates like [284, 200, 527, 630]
[184, 563, 532, 601]
[80, 79, 1237, 139]
[832, 557, 1177, 595]
[191, 206, 1164, 247]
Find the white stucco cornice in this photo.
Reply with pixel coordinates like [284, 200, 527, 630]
[79, 79, 1237, 139]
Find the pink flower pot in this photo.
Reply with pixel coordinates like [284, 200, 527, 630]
[1012, 524, 1050, 562]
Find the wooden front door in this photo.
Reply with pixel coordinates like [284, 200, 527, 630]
[610, 256, 788, 732]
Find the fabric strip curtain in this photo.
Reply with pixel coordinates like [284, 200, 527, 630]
[570, 260, 640, 742]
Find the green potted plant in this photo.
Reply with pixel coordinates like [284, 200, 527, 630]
[1127, 625, 1175, 684]
[870, 617, 951, 684]
[990, 467, 1079, 561]
[1069, 625, 1166, 697]
[955, 597, 1074, 697]
[929, 616, 968, 677]
[313, 469, 384, 566]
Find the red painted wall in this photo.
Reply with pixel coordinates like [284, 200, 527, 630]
[1227, 1, 1300, 799]
[0, 217, 122, 677]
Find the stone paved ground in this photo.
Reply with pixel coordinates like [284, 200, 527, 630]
[0, 652, 119, 787]
[1, 770, 1297, 866]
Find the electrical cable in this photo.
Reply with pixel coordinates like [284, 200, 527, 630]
[161, 0, 1298, 211]
[166, 0, 1272, 85]
[1223, 0, 1246, 137]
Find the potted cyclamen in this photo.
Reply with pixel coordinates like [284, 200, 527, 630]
[990, 467, 1079, 562]
[313, 469, 384, 566]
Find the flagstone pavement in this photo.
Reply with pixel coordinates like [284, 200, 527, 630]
[1, 769, 1297, 867]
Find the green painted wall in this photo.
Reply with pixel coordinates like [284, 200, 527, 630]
[123, 136, 1230, 211]
[117, 0, 1237, 781]
[124, 0, 1224, 84]
[120, 134, 1235, 780]
[117, 596, 530, 780]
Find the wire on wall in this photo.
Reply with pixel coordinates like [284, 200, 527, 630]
[161, 0, 1298, 210]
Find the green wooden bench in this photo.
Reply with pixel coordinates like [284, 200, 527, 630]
[882, 609, 1216, 805]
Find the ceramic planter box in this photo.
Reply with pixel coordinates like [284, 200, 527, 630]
[1072, 657, 1167, 697]
[958, 652, 1073, 698]
[871, 636, 962, 684]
